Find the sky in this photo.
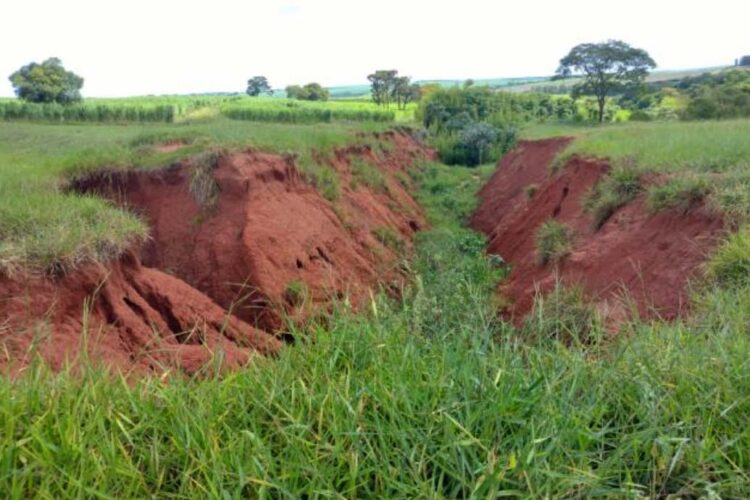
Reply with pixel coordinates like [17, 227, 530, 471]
[1, 0, 749, 97]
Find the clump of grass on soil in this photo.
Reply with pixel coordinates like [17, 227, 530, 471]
[188, 151, 220, 208]
[583, 168, 642, 229]
[535, 219, 572, 265]
[350, 156, 388, 193]
[647, 175, 711, 213]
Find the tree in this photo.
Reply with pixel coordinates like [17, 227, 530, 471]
[301, 82, 329, 101]
[556, 40, 656, 123]
[246, 76, 272, 96]
[392, 76, 422, 110]
[459, 123, 499, 166]
[285, 82, 330, 101]
[285, 84, 305, 99]
[9, 58, 83, 104]
[367, 70, 398, 107]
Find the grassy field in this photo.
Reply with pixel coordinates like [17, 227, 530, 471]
[0, 118, 389, 275]
[3, 154, 750, 496]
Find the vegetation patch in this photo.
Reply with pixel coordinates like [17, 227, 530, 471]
[706, 228, 750, 287]
[647, 175, 711, 213]
[350, 157, 388, 193]
[283, 280, 309, 307]
[188, 152, 220, 209]
[524, 283, 599, 345]
[372, 226, 404, 253]
[535, 219, 573, 265]
[583, 168, 642, 228]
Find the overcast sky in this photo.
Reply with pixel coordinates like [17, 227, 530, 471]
[1, 0, 748, 97]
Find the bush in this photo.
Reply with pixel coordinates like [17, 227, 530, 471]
[536, 219, 572, 265]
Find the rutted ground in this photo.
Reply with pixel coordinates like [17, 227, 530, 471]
[471, 138, 725, 324]
[0, 131, 432, 374]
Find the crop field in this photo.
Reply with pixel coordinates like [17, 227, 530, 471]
[0, 95, 408, 124]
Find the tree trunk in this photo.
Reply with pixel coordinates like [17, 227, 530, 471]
[597, 96, 606, 123]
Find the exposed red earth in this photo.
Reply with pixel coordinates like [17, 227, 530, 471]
[0, 131, 432, 375]
[471, 138, 724, 324]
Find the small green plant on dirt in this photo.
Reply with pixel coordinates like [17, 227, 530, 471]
[189, 151, 220, 209]
[536, 219, 572, 265]
[373, 226, 404, 252]
[524, 282, 599, 345]
[583, 168, 642, 229]
[647, 175, 711, 213]
[297, 155, 340, 202]
[525, 183, 539, 199]
[350, 157, 388, 193]
[706, 228, 750, 287]
[283, 280, 309, 307]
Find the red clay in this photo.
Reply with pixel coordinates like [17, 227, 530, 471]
[470, 139, 725, 324]
[1, 131, 431, 375]
[0, 253, 280, 376]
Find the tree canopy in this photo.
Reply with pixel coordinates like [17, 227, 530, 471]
[368, 70, 421, 110]
[285, 82, 330, 101]
[246, 76, 273, 97]
[556, 40, 656, 122]
[9, 58, 84, 104]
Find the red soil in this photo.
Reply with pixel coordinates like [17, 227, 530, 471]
[0, 131, 431, 375]
[0, 253, 280, 376]
[470, 139, 724, 324]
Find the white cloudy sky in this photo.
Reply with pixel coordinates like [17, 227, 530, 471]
[1, 0, 748, 97]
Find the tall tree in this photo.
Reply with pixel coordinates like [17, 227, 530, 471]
[367, 70, 398, 108]
[246, 76, 272, 96]
[9, 58, 84, 104]
[556, 40, 656, 123]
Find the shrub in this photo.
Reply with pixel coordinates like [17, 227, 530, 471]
[536, 219, 572, 265]
[583, 168, 642, 229]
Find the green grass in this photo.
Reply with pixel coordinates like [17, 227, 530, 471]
[4, 155, 750, 497]
[0, 118, 388, 274]
[350, 157, 388, 193]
